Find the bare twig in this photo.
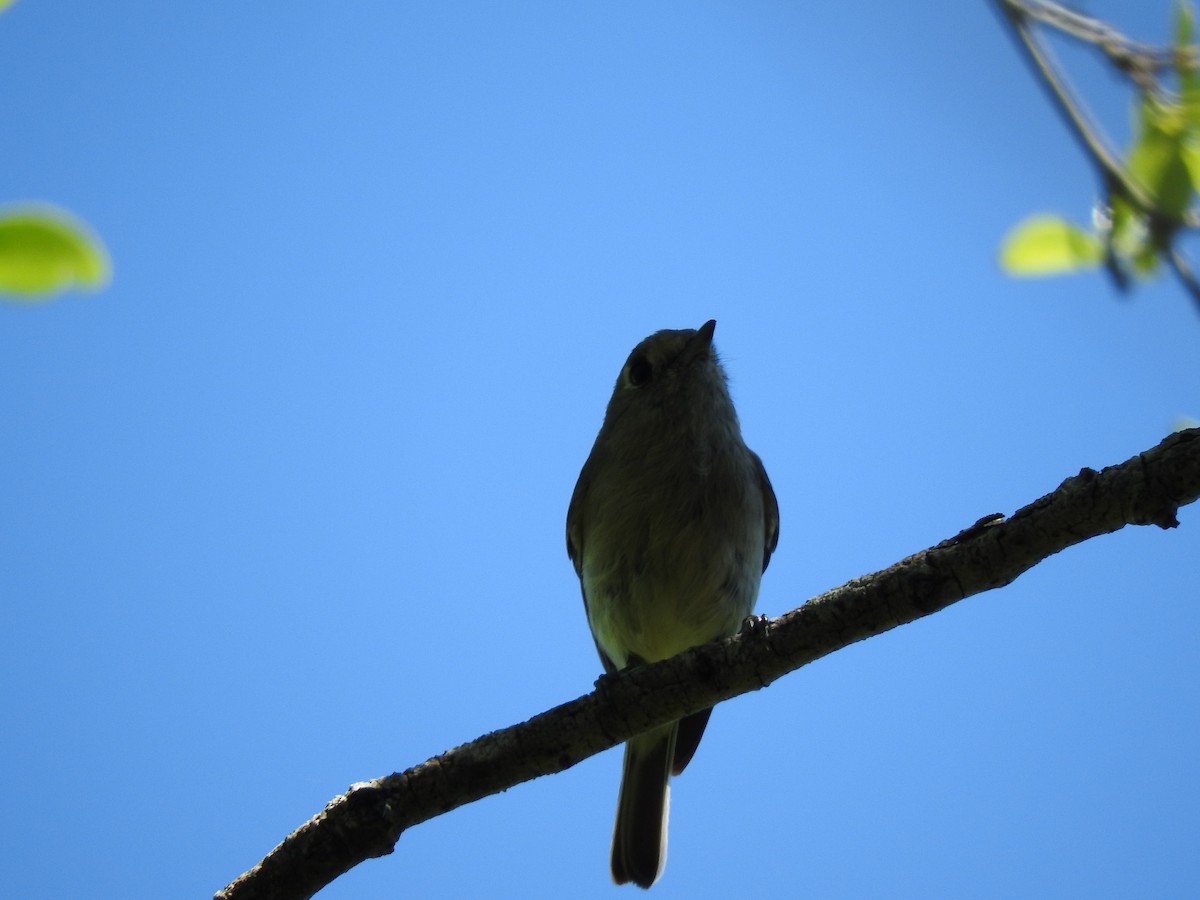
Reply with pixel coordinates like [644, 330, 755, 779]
[996, 0, 1200, 309]
[1010, 0, 1173, 84]
[997, 0, 1200, 227]
[216, 429, 1200, 900]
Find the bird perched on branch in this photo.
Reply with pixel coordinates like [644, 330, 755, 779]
[567, 319, 779, 888]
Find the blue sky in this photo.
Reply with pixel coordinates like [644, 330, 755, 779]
[2, 2, 1197, 898]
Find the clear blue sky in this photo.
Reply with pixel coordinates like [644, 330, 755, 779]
[2, 2, 1197, 898]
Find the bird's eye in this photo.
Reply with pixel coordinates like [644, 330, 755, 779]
[627, 355, 652, 387]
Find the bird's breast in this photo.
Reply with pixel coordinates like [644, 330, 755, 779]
[581, 456, 765, 669]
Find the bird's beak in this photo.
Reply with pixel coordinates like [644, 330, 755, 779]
[683, 319, 717, 366]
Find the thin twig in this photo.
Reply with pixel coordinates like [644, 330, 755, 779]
[997, 0, 1197, 225]
[1010, 0, 1172, 83]
[997, 0, 1200, 311]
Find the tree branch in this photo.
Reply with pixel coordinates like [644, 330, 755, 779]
[995, 0, 1200, 314]
[997, 1, 1143, 202]
[1002, 0, 1177, 82]
[215, 428, 1200, 900]
[996, 0, 1200, 228]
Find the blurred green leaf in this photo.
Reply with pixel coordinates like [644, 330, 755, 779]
[0, 206, 111, 300]
[999, 215, 1104, 276]
[1107, 191, 1130, 241]
[1180, 136, 1200, 187]
[1128, 93, 1194, 218]
[1131, 238, 1162, 275]
[0, 0, 17, 13]
[1103, 191, 1164, 278]
[1108, 191, 1148, 256]
[1176, 0, 1195, 45]
[1178, 1, 1200, 126]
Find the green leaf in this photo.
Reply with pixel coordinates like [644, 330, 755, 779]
[1102, 191, 1163, 278]
[1130, 239, 1162, 276]
[1108, 192, 1145, 255]
[1177, 0, 1195, 46]
[1128, 93, 1194, 218]
[1099, 190, 1165, 279]
[0, 0, 17, 13]
[1180, 136, 1200, 187]
[0, 206, 111, 300]
[1175, 2, 1200, 128]
[999, 215, 1104, 276]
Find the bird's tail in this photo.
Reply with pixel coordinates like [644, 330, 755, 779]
[611, 722, 676, 889]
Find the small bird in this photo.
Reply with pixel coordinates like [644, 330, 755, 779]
[567, 320, 779, 888]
